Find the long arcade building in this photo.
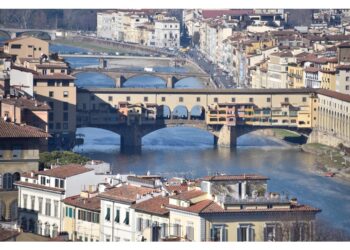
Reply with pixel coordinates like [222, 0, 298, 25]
[76, 88, 323, 152]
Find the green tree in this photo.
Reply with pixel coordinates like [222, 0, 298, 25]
[39, 151, 90, 169]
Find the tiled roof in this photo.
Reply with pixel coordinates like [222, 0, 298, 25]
[170, 189, 206, 201]
[166, 199, 214, 214]
[41, 165, 92, 178]
[11, 65, 39, 74]
[338, 42, 350, 48]
[98, 184, 158, 204]
[336, 65, 350, 70]
[304, 67, 319, 73]
[200, 203, 321, 214]
[0, 121, 50, 138]
[131, 196, 169, 216]
[164, 184, 189, 194]
[15, 181, 64, 193]
[63, 195, 101, 212]
[1, 97, 50, 111]
[202, 174, 269, 182]
[33, 73, 75, 80]
[0, 228, 20, 241]
[270, 51, 293, 57]
[316, 89, 350, 103]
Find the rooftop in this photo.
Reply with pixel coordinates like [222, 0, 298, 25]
[40, 164, 93, 179]
[166, 199, 214, 214]
[98, 184, 158, 204]
[170, 189, 206, 201]
[63, 195, 101, 212]
[1, 97, 50, 111]
[0, 121, 50, 138]
[33, 73, 75, 80]
[131, 195, 169, 216]
[317, 89, 350, 103]
[202, 174, 269, 182]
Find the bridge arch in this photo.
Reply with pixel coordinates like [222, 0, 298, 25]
[122, 74, 167, 88]
[16, 31, 52, 40]
[157, 105, 171, 119]
[74, 72, 115, 88]
[0, 30, 11, 40]
[171, 105, 189, 119]
[174, 76, 207, 88]
[190, 105, 206, 120]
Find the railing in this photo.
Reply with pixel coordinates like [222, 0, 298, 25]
[224, 196, 290, 205]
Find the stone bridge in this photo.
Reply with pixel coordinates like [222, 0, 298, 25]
[71, 68, 212, 88]
[0, 28, 56, 40]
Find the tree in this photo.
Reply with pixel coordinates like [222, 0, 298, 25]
[39, 151, 90, 169]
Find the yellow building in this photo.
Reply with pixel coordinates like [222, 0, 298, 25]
[3, 36, 49, 59]
[62, 190, 101, 241]
[288, 63, 305, 88]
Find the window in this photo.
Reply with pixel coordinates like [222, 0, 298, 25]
[346, 76, 350, 81]
[45, 199, 51, 216]
[38, 197, 43, 214]
[302, 97, 307, 102]
[90, 95, 95, 101]
[50, 69, 54, 73]
[211, 225, 227, 241]
[124, 211, 129, 225]
[49, 91, 54, 97]
[63, 123, 68, 130]
[161, 223, 168, 238]
[231, 98, 235, 102]
[12, 145, 22, 159]
[11, 44, 21, 49]
[49, 112, 54, 122]
[249, 98, 254, 103]
[54, 201, 58, 217]
[56, 122, 61, 130]
[144, 96, 148, 102]
[196, 97, 201, 102]
[105, 207, 110, 221]
[173, 221, 181, 237]
[63, 102, 68, 111]
[346, 85, 349, 90]
[126, 96, 131, 101]
[115, 209, 120, 223]
[40, 176, 46, 185]
[267, 97, 271, 102]
[284, 97, 289, 103]
[264, 223, 282, 241]
[108, 96, 113, 101]
[186, 223, 194, 241]
[30, 196, 35, 210]
[161, 97, 166, 102]
[23, 194, 28, 209]
[63, 112, 68, 121]
[214, 97, 218, 102]
[179, 97, 184, 102]
[59, 180, 64, 188]
[63, 91, 69, 98]
[237, 224, 255, 242]
[137, 217, 143, 232]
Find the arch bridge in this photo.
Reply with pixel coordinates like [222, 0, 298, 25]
[76, 88, 316, 153]
[71, 68, 212, 88]
[0, 28, 56, 40]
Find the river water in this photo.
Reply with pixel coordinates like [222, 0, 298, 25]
[51, 43, 350, 234]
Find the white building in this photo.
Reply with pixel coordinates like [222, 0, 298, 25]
[15, 164, 106, 237]
[154, 19, 180, 49]
[336, 65, 350, 95]
[98, 184, 161, 241]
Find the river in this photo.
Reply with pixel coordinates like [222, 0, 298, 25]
[51, 43, 350, 234]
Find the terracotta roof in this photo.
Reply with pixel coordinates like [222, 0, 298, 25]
[316, 89, 350, 103]
[15, 181, 64, 193]
[21, 171, 39, 179]
[33, 73, 75, 80]
[202, 174, 269, 182]
[200, 203, 321, 214]
[170, 189, 206, 201]
[36, 64, 68, 69]
[166, 199, 214, 214]
[0, 228, 20, 241]
[270, 51, 293, 57]
[336, 65, 350, 70]
[202, 9, 254, 19]
[63, 195, 101, 212]
[165, 184, 189, 194]
[98, 184, 158, 204]
[338, 42, 350, 48]
[40, 165, 92, 178]
[11, 65, 39, 74]
[304, 67, 319, 73]
[1, 97, 50, 111]
[131, 196, 169, 216]
[0, 121, 50, 138]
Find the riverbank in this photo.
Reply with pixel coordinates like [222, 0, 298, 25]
[302, 143, 350, 182]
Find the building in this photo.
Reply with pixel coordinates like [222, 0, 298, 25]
[3, 37, 49, 60]
[62, 189, 101, 241]
[15, 164, 105, 237]
[336, 65, 350, 95]
[154, 19, 180, 49]
[0, 120, 50, 223]
[98, 184, 161, 242]
[267, 51, 295, 88]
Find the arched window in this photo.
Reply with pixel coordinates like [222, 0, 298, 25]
[52, 224, 58, 238]
[44, 222, 50, 237]
[0, 200, 6, 221]
[10, 199, 18, 221]
[37, 221, 42, 235]
[3, 173, 13, 190]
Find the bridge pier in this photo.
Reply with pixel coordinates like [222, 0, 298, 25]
[120, 126, 142, 154]
[215, 125, 237, 148]
[166, 77, 177, 88]
[116, 75, 127, 88]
